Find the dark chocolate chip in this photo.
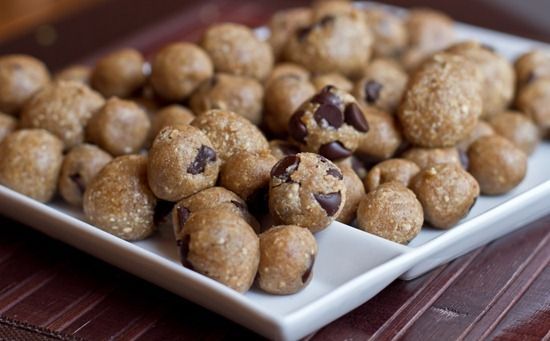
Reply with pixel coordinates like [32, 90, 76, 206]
[320, 15, 335, 26]
[69, 173, 86, 195]
[459, 149, 469, 170]
[326, 167, 343, 180]
[311, 86, 342, 107]
[350, 157, 367, 178]
[302, 255, 316, 284]
[344, 103, 369, 132]
[176, 206, 191, 233]
[278, 142, 300, 156]
[364, 80, 383, 103]
[271, 155, 300, 182]
[314, 104, 343, 128]
[154, 200, 175, 226]
[177, 235, 194, 270]
[319, 141, 352, 160]
[314, 192, 342, 216]
[187, 145, 217, 175]
[480, 43, 495, 52]
[288, 111, 308, 143]
[296, 26, 313, 42]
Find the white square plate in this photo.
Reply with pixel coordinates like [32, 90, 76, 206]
[1, 3, 549, 340]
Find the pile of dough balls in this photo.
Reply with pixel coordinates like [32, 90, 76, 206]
[0, 1, 546, 295]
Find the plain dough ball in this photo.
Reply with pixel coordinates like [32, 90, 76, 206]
[365, 158, 420, 192]
[55, 65, 91, 85]
[91, 48, 146, 98]
[356, 108, 402, 161]
[402, 146, 462, 169]
[0, 113, 17, 143]
[488, 111, 540, 155]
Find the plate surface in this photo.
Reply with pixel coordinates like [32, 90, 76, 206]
[1, 3, 550, 340]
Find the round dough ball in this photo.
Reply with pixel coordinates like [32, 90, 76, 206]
[364, 8, 407, 58]
[265, 63, 310, 86]
[0, 113, 17, 143]
[269, 153, 346, 233]
[467, 135, 527, 195]
[0, 129, 63, 202]
[149, 105, 195, 143]
[268, 7, 312, 60]
[55, 65, 91, 85]
[405, 9, 455, 56]
[190, 73, 264, 125]
[357, 181, 423, 244]
[311, 73, 353, 93]
[269, 139, 301, 160]
[488, 111, 540, 155]
[150, 42, 213, 101]
[84, 155, 157, 240]
[336, 162, 365, 224]
[191, 109, 269, 162]
[457, 120, 495, 152]
[178, 208, 259, 293]
[258, 225, 317, 295]
[0, 55, 50, 115]
[514, 50, 550, 88]
[201, 23, 273, 80]
[20, 80, 104, 149]
[91, 48, 146, 98]
[398, 53, 482, 147]
[365, 158, 420, 192]
[58, 144, 112, 206]
[356, 108, 402, 161]
[516, 78, 550, 137]
[147, 125, 220, 202]
[86, 97, 150, 156]
[411, 163, 479, 229]
[402, 146, 462, 169]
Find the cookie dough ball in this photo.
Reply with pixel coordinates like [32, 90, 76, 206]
[488, 111, 540, 155]
[398, 53, 482, 147]
[58, 144, 113, 206]
[91, 48, 146, 98]
[151, 42, 213, 101]
[0, 55, 50, 115]
[86, 97, 150, 156]
[457, 120, 495, 152]
[201, 23, 273, 80]
[364, 8, 407, 58]
[356, 109, 402, 161]
[192, 109, 269, 162]
[268, 7, 312, 60]
[311, 73, 353, 93]
[148, 125, 220, 202]
[258, 225, 317, 295]
[447, 41, 515, 118]
[190, 73, 264, 125]
[0, 113, 16, 143]
[365, 158, 420, 192]
[149, 105, 195, 143]
[0, 129, 63, 202]
[336, 162, 365, 224]
[357, 182, 423, 244]
[269, 153, 346, 233]
[468, 135, 527, 195]
[288, 86, 369, 160]
[402, 147, 462, 169]
[269, 139, 301, 160]
[336, 156, 368, 180]
[83, 155, 157, 240]
[177, 208, 259, 292]
[264, 75, 316, 135]
[265, 63, 310, 86]
[411, 163, 479, 229]
[284, 12, 373, 78]
[20, 80, 104, 149]
[354, 59, 407, 114]
[172, 187, 259, 236]
[514, 50, 550, 88]
[55, 65, 91, 85]
[516, 78, 550, 137]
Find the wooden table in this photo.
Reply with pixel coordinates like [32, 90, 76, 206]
[0, 1, 549, 340]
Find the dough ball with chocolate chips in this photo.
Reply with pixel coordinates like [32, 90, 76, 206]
[190, 73, 264, 125]
[264, 74, 316, 135]
[514, 50, 550, 88]
[468, 135, 527, 195]
[488, 111, 540, 155]
[149, 105, 195, 143]
[55, 65, 91, 85]
[516, 78, 550, 137]
[269, 139, 301, 160]
[311, 73, 353, 93]
[0, 129, 63, 202]
[258, 225, 317, 295]
[265, 63, 310, 86]
[0, 54, 50, 115]
[192, 109, 269, 162]
[364, 8, 407, 58]
[457, 120, 495, 152]
[398, 53, 482, 147]
[177, 208, 259, 293]
[58, 144, 112, 207]
[268, 7, 312, 60]
[284, 12, 373, 78]
[0, 113, 17, 143]
[365, 158, 420, 192]
[150, 42, 213, 101]
[354, 58, 408, 114]
[356, 109, 402, 162]
[402, 146, 462, 169]
[147, 125, 220, 202]
[269, 152, 346, 233]
[288, 86, 369, 161]
[201, 23, 273, 81]
[86, 97, 150, 156]
[84, 155, 157, 240]
[20, 80, 104, 149]
[336, 162, 365, 224]
[91, 48, 146, 98]
[357, 181, 423, 244]
[411, 163, 479, 229]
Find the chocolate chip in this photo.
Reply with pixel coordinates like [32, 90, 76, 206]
[311, 86, 342, 107]
[288, 110, 308, 143]
[314, 104, 343, 128]
[320, 15, 335, 26]
[296, 26, 313, 42]
[314, 192, 342, 216]
[187, 145, 217, 175]
[278, 142, 300, 156]
[319, 141, 351, 160]
[154, 200, 175, 226]
[350, 157, 366, 178]
[69, 173, 86, 194]
[271, 155, 300, 182]
[302, 255, 315, 284]
[176, 206, 190, 233]
[326, 167, 343, 180]
[364, 80, 382, 103]
[178, 235, 194, 270]
[246, 186, 269, 216]
[344, 103, 369, 132]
